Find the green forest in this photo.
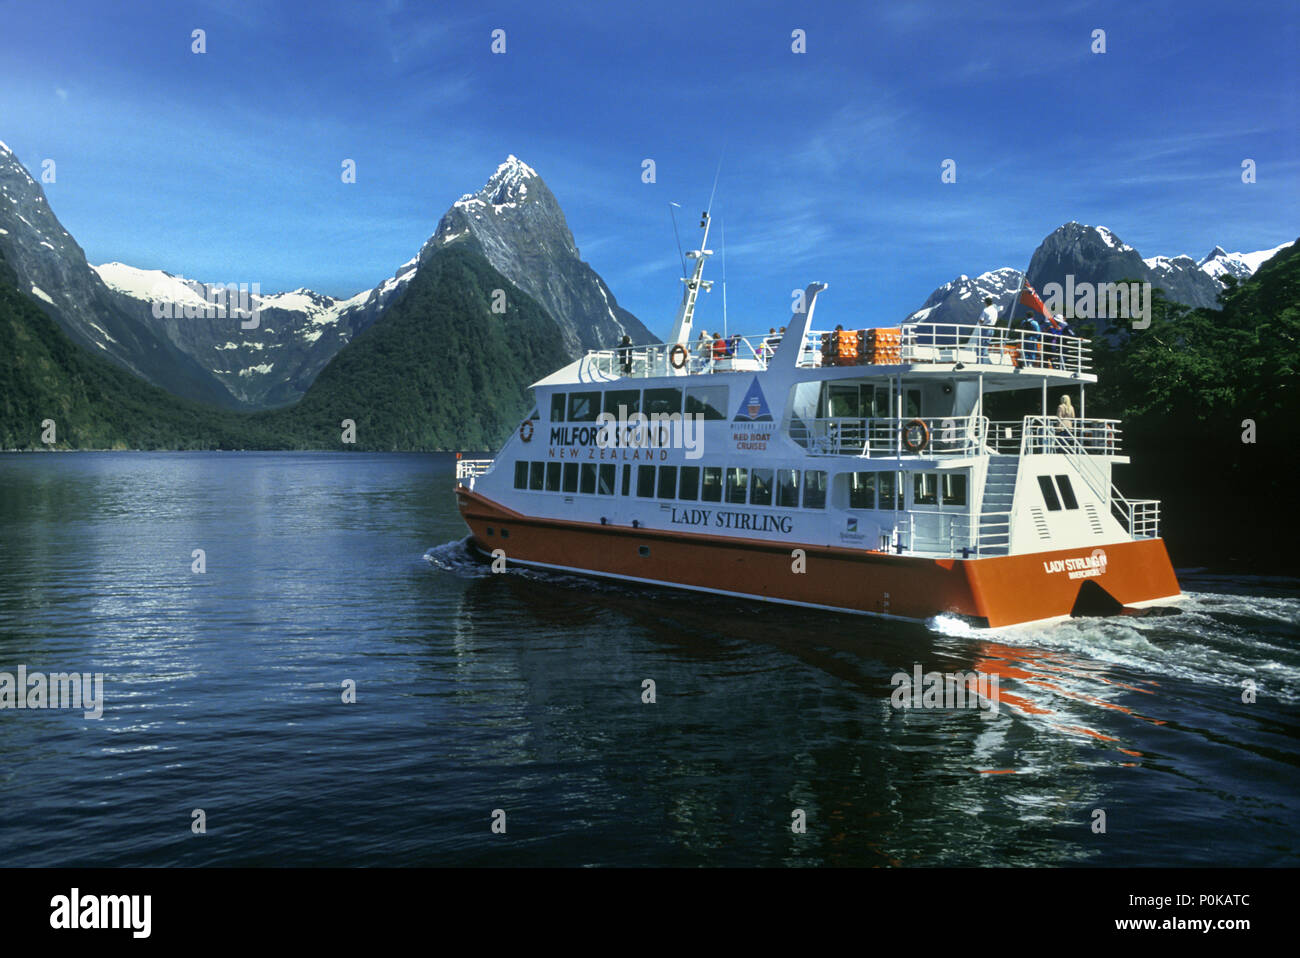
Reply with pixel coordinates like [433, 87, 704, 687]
[997, 238, 1300, 571]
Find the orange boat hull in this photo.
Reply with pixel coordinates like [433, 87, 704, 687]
[456, 488, 1181, 627]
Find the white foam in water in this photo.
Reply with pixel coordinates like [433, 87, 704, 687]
[422, 538, 489, 576]
[927, 589, 1300, 705]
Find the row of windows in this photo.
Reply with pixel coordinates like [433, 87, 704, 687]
[514, 460, 830, 509]
[550, 385, 728, 423]
[848, 471, 967, 510]
[514, 462, 1069, 514]
[1038, 474, 1079, 511]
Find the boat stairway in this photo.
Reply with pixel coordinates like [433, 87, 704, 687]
[977, 455, 1019, 555]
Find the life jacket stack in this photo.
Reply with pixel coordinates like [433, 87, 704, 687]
[864, 327, 902, 365]
[820, 330, 860, 366]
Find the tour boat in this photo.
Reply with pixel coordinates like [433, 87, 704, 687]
[455, 214, 1181, 627]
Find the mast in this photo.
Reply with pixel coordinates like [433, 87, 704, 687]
[667, 211, 714, 345]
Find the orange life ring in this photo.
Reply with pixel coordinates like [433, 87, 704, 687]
[902, 418, 930, 453]
[519, 419, 534, 443]
[669, 343, 688, 369]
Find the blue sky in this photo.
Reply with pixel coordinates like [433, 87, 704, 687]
[2, 0, 1296, 339]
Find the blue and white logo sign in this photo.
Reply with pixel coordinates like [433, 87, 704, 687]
[733, 377, 773, 422]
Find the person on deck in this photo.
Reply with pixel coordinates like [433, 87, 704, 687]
[976, 297, 998, 362]
[1056, 393, 1076, 435]
[711, 332, 728, 365]
[618, 334, 634, 375]
[1021, 313, 1043, 367]
[1043, 314, 1066, 369]
[697, 330, 711, 371]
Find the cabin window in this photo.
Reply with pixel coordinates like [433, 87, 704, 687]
[679, 466, 700, 501]
[750, 469, 774, 507]
[580, 462, 598, 495]
[598, 463, 616, 496]
[658, 465, 678, 499]
[621, 464, 632, 496]
[514, 461, 529, 489]
[685, 385, 728, 420]
[942, 472, 968, 506]
[550, 393, 566, 422]
[803, 470, 828, 509]
[701, 466, 723, 503]
[877, 472, 898, 511]
[636, 464, 656, 498]
[849, 472, 876, 509]
[828, 383, 864, 419]
[529, 462, 545, 491]
[603, 389, 640, 417]
[1054, 475, 1079, 510]
[776, 469, 800, 508]
[567, 391, 601, 423]
[905, 389, 922, 418]
[562, 462, 579, 493]
[1037, 475, 1062, 511]
[545, 461, 561, 492]
[643, 387, 683, 416]
[913, 473, 938, 506]
[725, 467, 750, 504]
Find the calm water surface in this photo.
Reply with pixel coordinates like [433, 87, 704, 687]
[0, 452, 1296, 866]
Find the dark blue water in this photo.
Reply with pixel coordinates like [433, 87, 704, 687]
[0, 452, 1296, 866]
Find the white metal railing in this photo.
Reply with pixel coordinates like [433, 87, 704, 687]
[456, 458, 494, 489]
[901, 508, 1010, 558]
[790, 415, 988, 457]
[1022, 417, 1159, 539]
[585, 331, 785, 378]
[1123, 499, 1161, 539]
[798, 324, 1093, 375]
[1019, 417, 1122, 456]
[902, 323, 1092, 374]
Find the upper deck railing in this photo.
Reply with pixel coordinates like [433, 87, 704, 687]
[585, 322, 1092, 379]
[790, 415, 1123, 459]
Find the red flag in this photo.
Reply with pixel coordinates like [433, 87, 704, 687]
[1018, 283, 1050, 318]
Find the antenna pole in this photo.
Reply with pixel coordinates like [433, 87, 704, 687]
[721, 217, 727, 338]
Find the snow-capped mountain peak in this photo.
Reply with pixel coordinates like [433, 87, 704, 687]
[454, 154, 539, 213]
[1197, 241, 1296, 281]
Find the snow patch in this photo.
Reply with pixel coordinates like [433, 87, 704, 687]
[86, 321, 118, 344]
[29, 284, 54, 304]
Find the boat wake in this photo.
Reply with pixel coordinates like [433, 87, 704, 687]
[928, 587, 1300, 707]
[422, 537, 490, 576]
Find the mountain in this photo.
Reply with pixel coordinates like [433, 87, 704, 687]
[907, 222, 1292, 328]
[905, 267, 1023, 328]
[88, 155, 648, 407]
[93, 262, 381, 407]
[1025, 223, 1223, 311]
[0, 244, 274, 450]
[1, 235, 570, 451]
[426, 155, 655, 355]
[260, 242, 572, 451]
[0, 140, 237, 407]
[1197, 241, 1296, 282]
